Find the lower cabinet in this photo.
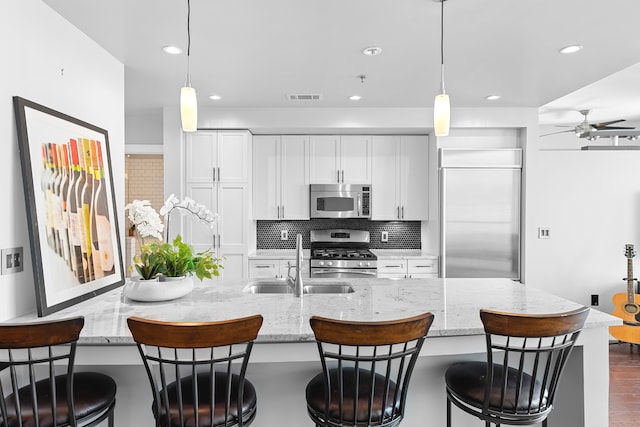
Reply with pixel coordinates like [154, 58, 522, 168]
[249, 258, 310, 279]
[377, 258, 438, 279]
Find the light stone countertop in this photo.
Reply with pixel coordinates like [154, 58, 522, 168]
[370, 250, 438, 259]
[8, 278, 619, 345]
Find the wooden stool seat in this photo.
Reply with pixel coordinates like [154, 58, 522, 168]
[445, 307, 589, 427]
[127, 314, 263, 427]
[306, 312, 434, 427]
[0, 317, 116, 427]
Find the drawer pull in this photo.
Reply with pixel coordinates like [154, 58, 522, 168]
[254, 265, 272, 269]
[384, 264, 403, 268]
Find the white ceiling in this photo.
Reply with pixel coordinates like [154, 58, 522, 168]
[43, 0, 640, 126]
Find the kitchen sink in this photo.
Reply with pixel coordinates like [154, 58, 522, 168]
[243, 280, 354, 295]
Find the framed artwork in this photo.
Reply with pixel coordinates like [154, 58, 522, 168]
[13, 96, 125, 316]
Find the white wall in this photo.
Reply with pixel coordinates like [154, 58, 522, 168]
[526, 147, 640, 312]
[1, 0, 125, 320]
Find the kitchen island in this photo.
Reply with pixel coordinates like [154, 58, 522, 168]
[9, 278, 619, 427]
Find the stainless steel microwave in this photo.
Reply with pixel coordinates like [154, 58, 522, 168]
[310, 184, 371, 218]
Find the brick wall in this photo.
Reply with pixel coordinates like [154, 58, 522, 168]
[124, 154, 164, 274]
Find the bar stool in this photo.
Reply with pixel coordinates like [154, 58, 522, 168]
[445, 306, 589, 427]
[0, 316, 116, 427]
[127, 314, 263, 427]
[305, 312, 434, 427]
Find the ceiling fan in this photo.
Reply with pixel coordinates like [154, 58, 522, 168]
[541, 109, 637, 139]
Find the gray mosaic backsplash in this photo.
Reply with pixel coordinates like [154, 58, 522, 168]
[257, 220, 421, 249]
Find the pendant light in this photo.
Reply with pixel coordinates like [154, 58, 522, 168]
[180, 0, 197, 132]
[433, 0, 450, 137]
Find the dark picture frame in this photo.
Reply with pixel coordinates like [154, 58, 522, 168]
[13, 96, 125, 316]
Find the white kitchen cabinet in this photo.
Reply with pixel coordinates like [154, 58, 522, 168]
[252, 135, 310, 220]
[185, 131, 250, 183]
[184, 183, 249, 283]
[372, 135, 428, 220]
[377, 257, 438, 279]
[310, 135, 371, 184]
[183, 130, 251, 283]
[249, 258, 310, 279]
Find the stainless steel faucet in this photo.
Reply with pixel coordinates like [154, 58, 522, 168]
[287, 233, 304, 297]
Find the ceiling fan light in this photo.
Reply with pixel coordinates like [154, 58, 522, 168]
[180, 86, 197, 132]
[434, 92, 450, 137]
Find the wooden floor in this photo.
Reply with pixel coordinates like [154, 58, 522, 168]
[609, 341, 640, 426]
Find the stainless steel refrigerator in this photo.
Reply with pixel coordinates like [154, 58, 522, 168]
[439, 149, 521, 279]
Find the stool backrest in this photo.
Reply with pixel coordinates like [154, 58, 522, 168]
[127, 314, 263, 427]
[0, 317, 84, 427]
[479, 306, 589, 420]
[309, 312, 434, 426]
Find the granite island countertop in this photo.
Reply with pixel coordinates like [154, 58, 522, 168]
[8, 278, 619, 345]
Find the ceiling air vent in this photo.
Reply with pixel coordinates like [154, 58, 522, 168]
[287, 94, 323, 101]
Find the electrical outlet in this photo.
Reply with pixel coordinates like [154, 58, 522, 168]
[381, 231, 389, 243]
[280, 230, 288, 241]
[538, 227, 551, 239]
[591, 294, 599, 306]
[1, 247, 24, 275]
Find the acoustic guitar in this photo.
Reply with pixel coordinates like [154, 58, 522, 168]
[610, 244, 640, 344]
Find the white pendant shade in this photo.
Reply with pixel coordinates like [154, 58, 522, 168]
[434, 93, 450, 137]
[180, 86, 197, 132]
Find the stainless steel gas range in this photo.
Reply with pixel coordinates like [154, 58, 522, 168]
[309, 229, 377, 278]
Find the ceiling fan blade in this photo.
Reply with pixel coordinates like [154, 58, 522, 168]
[593, 119, 625, 128]
[597, 126, 636, 130]
[540, 129, 575, 137]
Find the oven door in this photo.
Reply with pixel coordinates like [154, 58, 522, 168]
[310, 268, 377, 279]
[310, 192, 365, 218]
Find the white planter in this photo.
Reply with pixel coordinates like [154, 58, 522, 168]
[123, 276, 193, 302]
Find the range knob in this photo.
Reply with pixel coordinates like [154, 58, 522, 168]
[328, 261, 333, 267]
[358, 261, 364, 267]
[319, 261, 324, 267]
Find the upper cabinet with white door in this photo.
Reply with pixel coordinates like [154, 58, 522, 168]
[252, 135, 310, 220]
[310, 135, 371, 184]
[372, 135, 429, 220]
[185, 131, 249, 183]
[184, 130, 251, 283]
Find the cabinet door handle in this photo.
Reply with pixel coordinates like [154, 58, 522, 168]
[217, 167, 221, 181]
[402, 206, 405, 219]
[212, 167, 216, 182]
[212, 234, 216, 247]
[218, 234, 221, 248]
[277, 206, 280, 218]
[341, 170, 344, 183]
[282, 205, 285, 218]
[397, 206, 400, 219]
[337, 170, 340, 183]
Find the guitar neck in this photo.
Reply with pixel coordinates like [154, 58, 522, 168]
[628, 258, 635, 302]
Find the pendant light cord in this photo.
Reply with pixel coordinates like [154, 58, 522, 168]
[186, 0, 191, 86]
[440, 0, 445, 93]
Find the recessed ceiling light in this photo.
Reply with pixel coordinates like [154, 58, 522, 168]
[362, 47, 382, 56]
[209, 95, 222, 100]
[559, 45, 583, 54]
[163, 45, 182, 55]
[485, 95, 501, 101]
[349, 95, 362, 101]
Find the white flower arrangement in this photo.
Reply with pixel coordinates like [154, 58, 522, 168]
[124, 195, 222, 280]
[160, 194, 218, 234]
[124, 199, 164, 241]
[125, 194, 218, 243]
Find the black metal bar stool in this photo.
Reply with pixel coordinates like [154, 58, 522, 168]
[445, 306, 589, 427]
[305, 312, 434, 427]
[127, 314, 263, 427]
[0, 316, 116, 427]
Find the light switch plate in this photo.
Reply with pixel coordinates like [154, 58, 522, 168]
[381, 231, 389, 242]
[538, 227, 551, 239]
[280, 230, 288, 241]
[1, 247, 24, 275]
